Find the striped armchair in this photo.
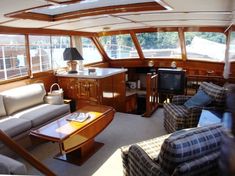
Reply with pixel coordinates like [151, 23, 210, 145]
[163, 82, 225, 133]
[121, 124, 223, 176]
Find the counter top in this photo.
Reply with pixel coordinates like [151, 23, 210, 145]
[56, 68, 127, 78]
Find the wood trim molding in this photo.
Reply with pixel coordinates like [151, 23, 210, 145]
[91, 37, 110, 62]
[46, 0, 83, 4]
[130, 31, 145, 60]
[5, 2, 166, 22]
[178, 27, 187, 61]
[25, 35, 32, 77]
[0, 26, 96, 37]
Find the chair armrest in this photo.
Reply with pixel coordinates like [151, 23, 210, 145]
[184, 106, 203, 128]
[121, 134, 170, 176]
[172, 151, 220, 176]
[172, 95, 192, 105]
[128, 145, 168, 176]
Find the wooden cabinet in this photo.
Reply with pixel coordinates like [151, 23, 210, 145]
[76, 79, 99, 102]
[57, 73, 126, 112]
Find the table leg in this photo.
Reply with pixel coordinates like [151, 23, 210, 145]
[54, 139, 104, 166]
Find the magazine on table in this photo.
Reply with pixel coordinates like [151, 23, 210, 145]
[66, 112, 91, 122]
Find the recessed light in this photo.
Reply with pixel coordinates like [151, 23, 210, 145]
[103, 27, 111, 31]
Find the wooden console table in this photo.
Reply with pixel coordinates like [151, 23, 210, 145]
[30, 105, 115, 165]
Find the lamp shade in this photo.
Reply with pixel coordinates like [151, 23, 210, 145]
[63, 47, 84, 61]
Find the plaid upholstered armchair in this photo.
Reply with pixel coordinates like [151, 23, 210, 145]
[121, 124, 223, 176]
[163, 82, 225, 133]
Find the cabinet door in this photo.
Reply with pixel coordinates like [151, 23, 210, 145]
[57, 77, 77, 99]
[76, 79, 99, 102]
[76, 79, 88, 99]
[86, 79, 99, 102]
[113, 73, 126, 112]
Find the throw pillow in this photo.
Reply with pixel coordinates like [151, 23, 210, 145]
[184, 89, 212, 109]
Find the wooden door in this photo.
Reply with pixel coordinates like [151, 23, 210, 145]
[112, 73, 126, 112]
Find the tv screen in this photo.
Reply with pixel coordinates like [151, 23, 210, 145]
[158, 68, 185, 94]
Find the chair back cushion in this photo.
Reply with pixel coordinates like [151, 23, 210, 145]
[2, 83, 46, 115]
[0, 95, 6, 117]
[157, 124, 223, 175]
[199, 82, 225, 107]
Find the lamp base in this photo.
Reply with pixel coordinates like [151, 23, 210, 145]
[68, 70, 78, 74]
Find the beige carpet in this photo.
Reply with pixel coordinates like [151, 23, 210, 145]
[21, 108, 167, 176]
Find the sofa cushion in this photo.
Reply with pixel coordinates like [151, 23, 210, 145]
[0, 154, 27, 175]
[184, 89, 213, 109]
[157, 124, 222, 175]
[2, 83, 46, 115]
[0, 117, 32, 137]
[0, 95, 6, 117]
[14, 104, 70, 127]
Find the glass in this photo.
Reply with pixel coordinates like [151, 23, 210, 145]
[228, 32, 235, 61]
[29, 35, 52, 73]
[81, 37, 102, 64]
[185, 32, 226, 62]
[136, 32, 181, 58]
[51, 36, 71, 69]
[100, 34, 137, 59]
[0, 34, 28, 81]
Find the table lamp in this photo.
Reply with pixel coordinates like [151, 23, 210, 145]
[63, 47, 84, 74]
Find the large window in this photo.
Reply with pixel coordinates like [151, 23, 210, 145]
[99, 34, 137, 59]
[51, 36, 71, 69]
[0, 34, 28, 81]
[29, 35, 71, 73]
[29, 35, 51, 73]
[228, 31, 235, 61]
[184, 32, 226, 62]
[136, 32, 181, 58]
[81, 37, 102, 64]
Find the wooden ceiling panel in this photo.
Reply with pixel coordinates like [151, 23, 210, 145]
[76, 22, 146, 32]
[2, 19, 63, 28]
[120, 13, 232, 22]
[45, 16, 130, 30]
[143, 20, 230, 27]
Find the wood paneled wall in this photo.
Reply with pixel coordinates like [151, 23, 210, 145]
[0, 72, 56, 92]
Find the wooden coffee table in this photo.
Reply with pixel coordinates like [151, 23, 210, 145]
[30, 105, 115, 165]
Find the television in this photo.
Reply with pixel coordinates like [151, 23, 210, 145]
[158, 68, 186, 94]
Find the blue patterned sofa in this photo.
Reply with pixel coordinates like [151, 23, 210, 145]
[121, 124, 223, 176]
[163, 82, 226, 133]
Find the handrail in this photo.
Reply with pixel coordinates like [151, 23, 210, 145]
[143, 73, 158, 117]
[0, 130, 56, 176]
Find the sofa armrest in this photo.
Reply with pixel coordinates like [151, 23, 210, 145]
[0, 154, 27, 175]
[172, 95, 192, 105]
[0, 162, 10, 174]
[127, 145, 168, 176]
